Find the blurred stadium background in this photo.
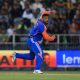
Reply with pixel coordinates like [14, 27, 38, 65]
[0, 0, 80, 80]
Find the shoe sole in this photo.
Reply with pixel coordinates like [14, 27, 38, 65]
[33, 72, 43, 74]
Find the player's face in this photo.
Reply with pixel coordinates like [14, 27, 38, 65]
[43, 16, 49, 25]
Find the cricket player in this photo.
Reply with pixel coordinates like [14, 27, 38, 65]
[12, 11, 56, 74]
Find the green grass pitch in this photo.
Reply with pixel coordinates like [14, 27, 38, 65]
[0, 71, 80, 80]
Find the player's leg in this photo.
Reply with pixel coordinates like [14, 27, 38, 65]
[12, 38, 35, 62]
[15, 50, 35, 60]
[12, 50, 35, 62]
[30, 41, 44, 73]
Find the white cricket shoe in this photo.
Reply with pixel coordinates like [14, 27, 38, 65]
[33, 70, 43, 74]
[12, 52, 16, 62]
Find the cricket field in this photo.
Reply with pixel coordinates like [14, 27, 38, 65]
[0, 71, 80, 80]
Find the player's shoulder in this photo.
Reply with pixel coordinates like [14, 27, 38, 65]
[37, 20, 44, 26]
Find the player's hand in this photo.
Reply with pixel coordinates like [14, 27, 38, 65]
[52, 36, 56, 41]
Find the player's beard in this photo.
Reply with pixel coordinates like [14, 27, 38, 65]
[44, 21, 48, 25]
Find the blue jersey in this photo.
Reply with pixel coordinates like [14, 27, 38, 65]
[29, 20, 45, 42]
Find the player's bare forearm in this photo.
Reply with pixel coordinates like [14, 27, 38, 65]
[42, 31, 56, 41]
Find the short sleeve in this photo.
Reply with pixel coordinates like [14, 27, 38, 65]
[38, 22, 44, 33]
